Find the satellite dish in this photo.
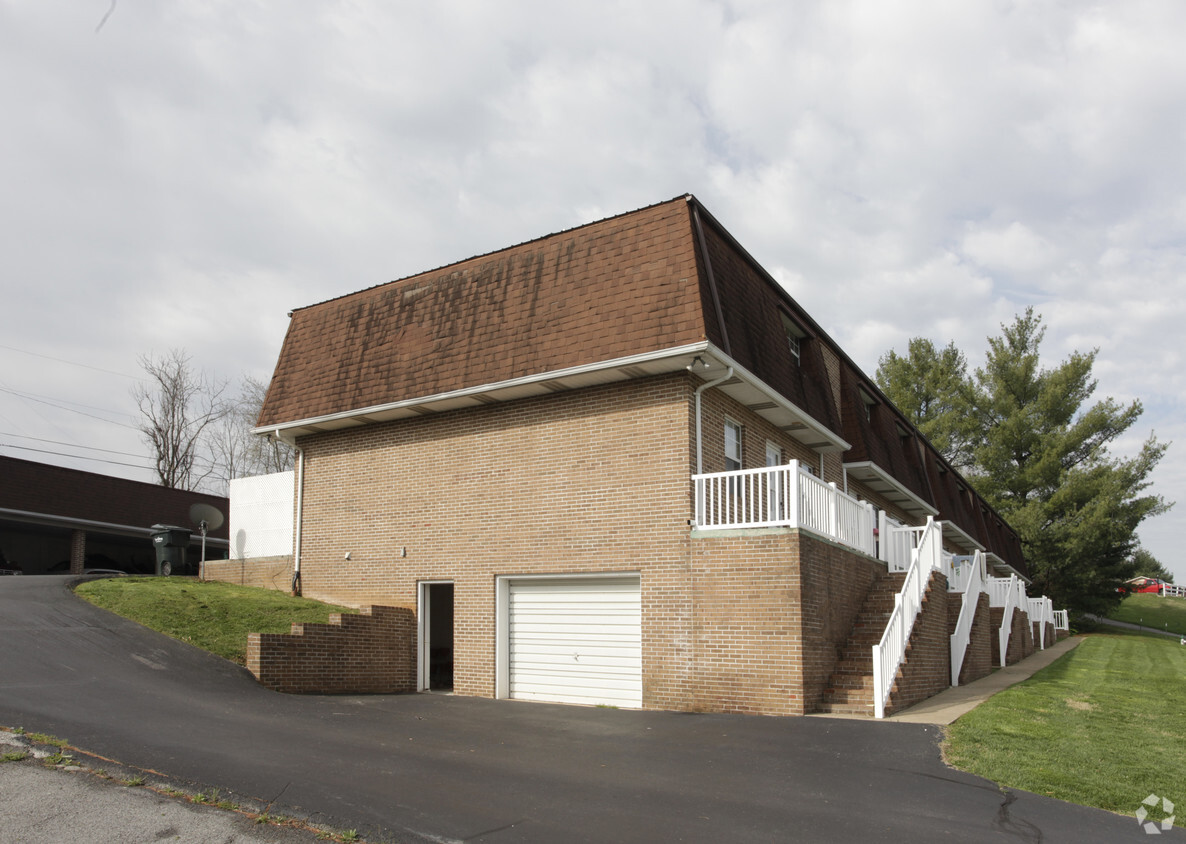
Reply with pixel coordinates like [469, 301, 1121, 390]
[189, 503, 225, 532]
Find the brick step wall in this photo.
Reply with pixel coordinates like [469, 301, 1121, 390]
[247, 605, 416, 694]
[816, 572, 904, 716]
[817, 571, 951, 717]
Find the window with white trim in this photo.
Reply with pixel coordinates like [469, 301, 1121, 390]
[724, 418, 742, 472]
[781, 313, 806, 364]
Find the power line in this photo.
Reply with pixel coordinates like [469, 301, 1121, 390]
[0, 343, 138, 380]
[0, 386, 139, 430]
[0, 443, 152, 471]
[0, 432, 145, 459]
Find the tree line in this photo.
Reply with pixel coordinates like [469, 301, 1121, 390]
[876, 308, 1172, 615]
[133, 349, 294, 495]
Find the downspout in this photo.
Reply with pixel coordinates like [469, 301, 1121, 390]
[274, 428, 304, 596]
[690, 364, 734, 475]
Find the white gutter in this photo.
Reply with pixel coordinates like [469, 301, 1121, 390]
[690, 363, 734, 474]
[272, 428, 305, 596]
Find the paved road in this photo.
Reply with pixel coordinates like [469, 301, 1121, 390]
[0, 577, 1174, 843]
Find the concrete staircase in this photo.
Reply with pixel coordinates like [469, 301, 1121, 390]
[817, 572, 906, 716]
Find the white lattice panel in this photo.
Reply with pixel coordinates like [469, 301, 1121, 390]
[229, 471, 295, 559]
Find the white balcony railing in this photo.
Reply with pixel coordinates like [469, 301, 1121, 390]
[692, 461, 875, 556]
[878, 513, 925, 573]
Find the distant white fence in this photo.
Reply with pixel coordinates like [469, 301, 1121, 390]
[229, 471, 295, 559]
[1163, 583, 1186, 598]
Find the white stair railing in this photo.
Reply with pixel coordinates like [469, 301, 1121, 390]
[949, 550, 986, 685]
[997, 574, 1020, 667]
[1053, 609, 1070, 631]
[873, 517, 943, 719]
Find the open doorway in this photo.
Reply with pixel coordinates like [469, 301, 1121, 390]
[418, 581, 454, 692]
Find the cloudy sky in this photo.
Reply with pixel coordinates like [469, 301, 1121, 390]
[1, 1, 1182, 578]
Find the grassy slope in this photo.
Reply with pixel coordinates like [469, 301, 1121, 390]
[1109, 592, 1186, 636]
[944, 633, 1186, 815]
[75, 577, 354, 665]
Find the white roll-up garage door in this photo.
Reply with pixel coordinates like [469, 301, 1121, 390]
[508, 576, 642, 707]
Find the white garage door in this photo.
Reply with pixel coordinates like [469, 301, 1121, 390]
[508, 576, 642, 707]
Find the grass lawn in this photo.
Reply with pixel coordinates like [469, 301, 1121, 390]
[1109, 592, 1186, 636]
[75, 577, 354, 665]
[944, 632, 1186, 818]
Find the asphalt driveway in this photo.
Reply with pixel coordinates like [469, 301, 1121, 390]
[0, 576, 1169, 842]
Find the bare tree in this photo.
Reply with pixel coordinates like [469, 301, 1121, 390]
[133, 349, 229, 490]
[207, 374, 295, 487]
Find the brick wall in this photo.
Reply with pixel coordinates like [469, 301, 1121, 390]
[689, 530, 803, 715]
[285, 370, 966, 715]
[1018, 610, 1034, 659]
[686, 528, 886, 716]
[990, 607, 1033, 666]
[797, 533, 885, 712]
[204, 556, 293, 592]
[887, 573, 950, 714]
[959, 592, 994, 684]
[1031, 620, 1057, 650]
[247, 605, 415, 694]
[296, 373, 699, 708]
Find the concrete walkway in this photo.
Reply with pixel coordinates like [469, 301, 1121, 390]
[888, 635, 1083, 725]
[811, 635, 1083, 725]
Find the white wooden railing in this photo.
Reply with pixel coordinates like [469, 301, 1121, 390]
[1054, 609, 1070, 631]
[878, 512, 925, 572]
[1027, 596, 1054, 649]
[949, 551, 987, 686]
[1163, 583, 1186, 598]
[873, 517, 943, 718]
[989, 575, 1025, 667]
[693, 461, 875, 556]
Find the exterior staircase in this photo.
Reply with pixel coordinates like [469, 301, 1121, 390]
[817, 573, 906, 716]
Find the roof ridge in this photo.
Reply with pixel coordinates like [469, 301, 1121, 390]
[290, 193, 695, 314]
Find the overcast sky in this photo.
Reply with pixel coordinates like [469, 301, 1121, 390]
[1, 1, 1182, 578]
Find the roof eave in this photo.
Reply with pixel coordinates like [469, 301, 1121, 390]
[255, 342, 713, 439]
[842, 460, 938, 519]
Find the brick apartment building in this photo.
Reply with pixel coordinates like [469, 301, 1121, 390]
[251, 195, 1037, 717]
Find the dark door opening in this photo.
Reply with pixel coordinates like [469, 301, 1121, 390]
[425, 582, 454, 692]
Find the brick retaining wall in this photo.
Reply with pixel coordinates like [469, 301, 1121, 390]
[247, 605, 415, 694]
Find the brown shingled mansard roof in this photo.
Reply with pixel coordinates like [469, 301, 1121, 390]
[256, 194, 1024, 573]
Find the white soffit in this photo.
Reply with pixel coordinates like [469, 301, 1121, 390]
[256, 342, 849, 452]
[843, 461, 938, 518]
[942, 519, 985, 553]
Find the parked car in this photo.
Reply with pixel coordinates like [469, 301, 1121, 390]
[48, 554, 130, 576]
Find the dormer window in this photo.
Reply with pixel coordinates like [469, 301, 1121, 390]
[781, 313, 806, 364]
[858, 387, 878, 422]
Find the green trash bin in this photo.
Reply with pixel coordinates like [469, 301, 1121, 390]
[150, 524, 191, 577]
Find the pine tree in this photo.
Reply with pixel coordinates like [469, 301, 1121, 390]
[876, 308, 1170, 614]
